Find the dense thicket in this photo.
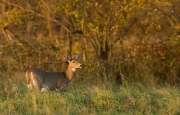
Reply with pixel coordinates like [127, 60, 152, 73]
[0, 0, 180, 86]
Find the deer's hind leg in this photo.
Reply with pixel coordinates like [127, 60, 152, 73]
[26, 70, 33, 90]
[31, 72, 44, 91]
[26, 70, 43, 91]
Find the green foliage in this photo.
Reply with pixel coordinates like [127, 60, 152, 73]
[0, 8, 25, 27]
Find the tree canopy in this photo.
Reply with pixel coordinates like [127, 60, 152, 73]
[0, 0, 180, 85]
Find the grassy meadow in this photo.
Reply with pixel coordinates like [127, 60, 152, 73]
[0, 72, 180, 115]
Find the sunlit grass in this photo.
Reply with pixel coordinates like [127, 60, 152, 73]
[0, 73, 180, 115]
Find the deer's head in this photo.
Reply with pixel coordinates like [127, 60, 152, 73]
[67, 54, 82, 71]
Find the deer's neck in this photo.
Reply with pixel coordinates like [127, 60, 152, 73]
[65, 66, 74, 80]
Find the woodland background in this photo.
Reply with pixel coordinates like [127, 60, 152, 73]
[1, 0, 180, 86]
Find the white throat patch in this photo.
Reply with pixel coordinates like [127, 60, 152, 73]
[72, 68, 76, 72]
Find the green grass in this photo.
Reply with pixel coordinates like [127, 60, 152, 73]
[0, 73, 180, 115]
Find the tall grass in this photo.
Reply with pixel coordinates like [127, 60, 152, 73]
[0, 73, 180, 115]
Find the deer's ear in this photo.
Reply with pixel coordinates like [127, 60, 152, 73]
[67, 60, 70, 63]
[74, 54, 79, 60]
[67, 54, 72, 60]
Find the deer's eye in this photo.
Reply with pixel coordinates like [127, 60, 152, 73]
[73, 61, 75, 63]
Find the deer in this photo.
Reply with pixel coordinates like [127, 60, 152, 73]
[25, 54, 82, 92]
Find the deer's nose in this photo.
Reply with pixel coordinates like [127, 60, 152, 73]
[79, 64, 83, 68]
